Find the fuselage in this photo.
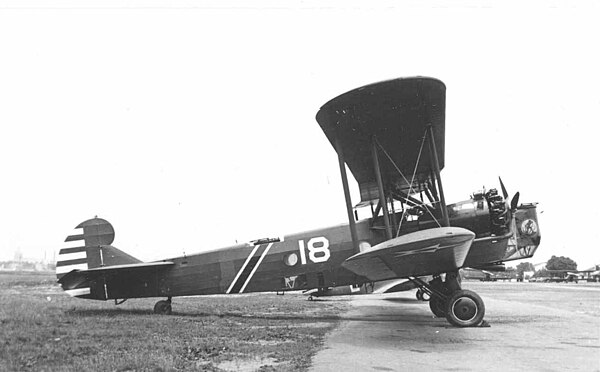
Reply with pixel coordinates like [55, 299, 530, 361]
[102, 195, 540, 300]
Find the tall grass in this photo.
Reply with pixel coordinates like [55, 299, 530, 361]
[0, 273, 347, 371]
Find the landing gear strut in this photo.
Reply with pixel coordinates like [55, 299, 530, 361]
[415, 289, 430, 301]
[409, 272, 486, 327]
[153, 297, 172, 315]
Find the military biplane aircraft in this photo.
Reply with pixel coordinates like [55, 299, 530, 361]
[56, 77, 541, 327]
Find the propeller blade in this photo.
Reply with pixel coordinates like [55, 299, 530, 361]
[498, 176, 509, 199]
[510, 192, 520, 211]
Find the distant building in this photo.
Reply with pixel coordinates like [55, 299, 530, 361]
[0, 260, 54, 272]
[583, 265, 600, 282]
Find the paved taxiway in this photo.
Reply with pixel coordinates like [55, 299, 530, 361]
[310, 282, 600, 372]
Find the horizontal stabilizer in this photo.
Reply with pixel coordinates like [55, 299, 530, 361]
[57, 218, 173, 300]
[58, 261, 174, 285]
[342, 227, 475, 281]
[57, 260, 175, 300]
[83, 261, 174, 273]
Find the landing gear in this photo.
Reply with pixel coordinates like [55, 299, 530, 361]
[429, 296, 447, 317]
[409, 272, 486, 327]
[445, 290, 485, 327]
[153, 297, 172, 315]
[415, 289, 430, 301]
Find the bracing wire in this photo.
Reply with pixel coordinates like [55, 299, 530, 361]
[374, 132, 442, 236]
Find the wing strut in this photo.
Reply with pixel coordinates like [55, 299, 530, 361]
[374, 132, 442, 234]
[335, 134, 359, 251]
[372, 136, 393, 240]
[427, 125, 450, 227]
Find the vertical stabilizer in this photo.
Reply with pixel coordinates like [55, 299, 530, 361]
[56, 218, 116, 280]
[56, 217, 141, 299]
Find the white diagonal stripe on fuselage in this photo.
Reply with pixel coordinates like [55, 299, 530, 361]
[239, 242, 273, 293]
[65, 287, 91, 297]
[58, 251, 87, 262]
[226, 244, 261, 294]
[56, 263, 88, 274]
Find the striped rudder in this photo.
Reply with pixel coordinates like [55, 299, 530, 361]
[56, 218, 115, 280]
[56, 217, 140, 299]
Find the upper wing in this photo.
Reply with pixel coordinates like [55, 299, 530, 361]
[316, 77, 445, 204]
[342, 227, 474, 281]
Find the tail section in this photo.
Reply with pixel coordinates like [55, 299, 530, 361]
[56, 217, 141, 299]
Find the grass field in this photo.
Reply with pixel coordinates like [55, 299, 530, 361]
[0, 271, 349, 371]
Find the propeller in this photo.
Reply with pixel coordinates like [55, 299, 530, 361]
[498, 176, 509, 199]
[510, 192, 520, 211]
[498, 176, 520, 212]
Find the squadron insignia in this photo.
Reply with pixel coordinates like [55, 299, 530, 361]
[520, 219, 538, 236]
[285, 276, 298, 289]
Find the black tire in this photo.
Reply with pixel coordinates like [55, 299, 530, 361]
[153, 300, 172, 315]
[429, 296, 447, 317]
[445, 290, 485, 327]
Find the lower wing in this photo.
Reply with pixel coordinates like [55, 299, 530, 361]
[342, 227, 475, 281]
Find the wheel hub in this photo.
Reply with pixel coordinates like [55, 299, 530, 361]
[451, 297, 477, 321]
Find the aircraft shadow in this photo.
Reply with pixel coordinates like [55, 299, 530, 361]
[64, 307, 448, 327]
[381, 297, 425, 304]
[65, 308, 154, 317]
[309, 297, 422, 305]
[64, 307, 342, 322]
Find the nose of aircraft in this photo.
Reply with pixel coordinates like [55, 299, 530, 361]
[503, 203, 541, 261]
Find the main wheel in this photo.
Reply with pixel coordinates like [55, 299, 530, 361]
[153, 300, 172, 315]
[445, 290, 485, 327]
[429, 296, 446, 317]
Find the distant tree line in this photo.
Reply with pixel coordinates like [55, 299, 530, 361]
[546, 255, 577, 271]
[515, 262, 535, 275]
[531, 255, 578, 278]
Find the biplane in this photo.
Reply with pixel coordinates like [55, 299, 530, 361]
[56, 77, 541, 327]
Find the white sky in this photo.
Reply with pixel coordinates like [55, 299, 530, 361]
[1, 0, 599, 269]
